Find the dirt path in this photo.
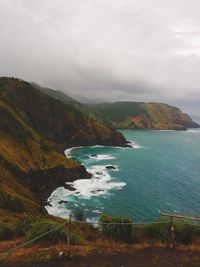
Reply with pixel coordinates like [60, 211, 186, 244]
[3, 248, 200, 267]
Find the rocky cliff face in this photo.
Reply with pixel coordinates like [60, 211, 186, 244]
[0, 78, 127, 148]
[88, 102, 199, 130]
[0, 77, 128, 228]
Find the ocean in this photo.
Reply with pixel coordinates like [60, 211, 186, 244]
[46, 129, 200, 222]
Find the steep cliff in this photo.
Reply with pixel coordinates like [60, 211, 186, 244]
[88, 102, 199, 130]
[0, 77, 128, 228]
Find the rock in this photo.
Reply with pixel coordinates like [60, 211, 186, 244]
[91, 154, 97, 157]
[58, 200, 68, 204]
[59, 251, 64, 257]
[91, 189, 104, 194]
[46, 201, 52, 207]
[105, 165, 116, 170]
[96, 172, 103, 175]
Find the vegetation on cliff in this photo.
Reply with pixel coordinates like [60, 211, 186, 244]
[0, 77, 127, 235]
[37, 86, 199, 130]
[0, 78, 200, 265]
[88, 102, 199, 130]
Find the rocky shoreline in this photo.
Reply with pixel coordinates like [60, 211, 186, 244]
[29, 165, 91, 207]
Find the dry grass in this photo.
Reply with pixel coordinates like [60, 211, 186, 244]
[2, 238, 200, 266]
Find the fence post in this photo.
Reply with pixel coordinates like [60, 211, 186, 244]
[170, 216, 175, 249]
[67, 214, 72, 257]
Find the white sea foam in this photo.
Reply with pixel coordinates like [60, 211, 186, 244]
[45, 187, 72, 218]
[86, 217, 99, 227]
[64, 146, 83, 158]
[89, 154, 116, 160]
[47, 144, 127, 218]
[158, 130, 175, 132]
[159, 129, 200, 134]
[92, 209, 102, 214]
[65, 142, 142, 160]
[186, 129, 200, 133]
[46, 164, 126, 217]
[66, 165, 126, 199]
[91, 145, 106, 148]
[129, 141, 142, 149]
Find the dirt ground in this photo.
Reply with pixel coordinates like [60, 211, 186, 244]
[2, 247, 200, 267]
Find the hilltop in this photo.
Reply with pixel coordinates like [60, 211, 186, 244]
[37, 87, 199, 130]
[87, 102, 199, 130]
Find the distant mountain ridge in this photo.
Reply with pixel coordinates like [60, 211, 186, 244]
[36, 86, 199, 130]
[87, 102, 199, 130]
[191, 114, 200, 125]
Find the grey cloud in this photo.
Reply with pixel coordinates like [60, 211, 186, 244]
[0, 0, 200, 114]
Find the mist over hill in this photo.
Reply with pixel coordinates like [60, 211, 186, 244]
[36, 85, 199, 130]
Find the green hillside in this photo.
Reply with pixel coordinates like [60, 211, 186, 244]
[38, 87, 199, 130]
[0, 77, 127, 230]
[88, 102, 199, 130]
[34, 84, 101, 122]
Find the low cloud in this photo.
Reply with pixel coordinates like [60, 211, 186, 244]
[0, 0, 200, 114]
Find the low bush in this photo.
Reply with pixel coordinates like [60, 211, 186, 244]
[175, 223, 200, 245]
[27, 218, 67, 244]
[74, 209, 85, 221]
[71, 232, 85, 245]
[16, 217, 36, 236]
[139, 221, 200, 245]
[0, 193, 25, 212]
[131, 225, 146, 243]
[0, 224, 14, 241]
[144, 222, 171, 243]
[100, 214, 133, 243]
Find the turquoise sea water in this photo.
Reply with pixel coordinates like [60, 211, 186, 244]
[46, 129, 200, 222]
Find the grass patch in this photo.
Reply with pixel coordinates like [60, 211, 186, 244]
[0, 192, 25, 212]
[175, 223, 200, 245]
[100, 214, 133, 243]
[26, 218, 67, 244]
[71, 232, 85, 245]
[143, 222, 171, 243]
[0, 223, 14, 241]
[74, 209, 85, 222]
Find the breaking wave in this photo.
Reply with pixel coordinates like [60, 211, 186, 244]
[89, 154, 116, 160]
[45, 164, 126, 218]
[186, 129, 200, 133]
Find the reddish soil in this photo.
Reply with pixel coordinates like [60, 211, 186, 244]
[131, 115, 143, 123]
[2, 247, 200, 267]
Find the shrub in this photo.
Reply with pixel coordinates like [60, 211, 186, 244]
[27, 218, 67, 244]
[0, 194, 25, 212]
[175, 223, 200, 245]
[74, 209, 85, 221]
[40, 140, 51, 152]
[99, 214, 133, 243]
[71, 232, 84, 245]
[131, 225, 146, 243]
[142, 222, 200, 245]
[16, 217, 36, 236]
[0, 224, 14, 241]
[144, 222, 171, 243]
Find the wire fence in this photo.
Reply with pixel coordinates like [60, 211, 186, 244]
[1, 213, 200, 259]
[0, 221, 69, 258]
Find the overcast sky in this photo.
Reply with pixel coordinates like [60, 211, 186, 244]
[0, 0, 200, 114]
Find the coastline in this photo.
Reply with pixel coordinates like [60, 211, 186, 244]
[45, 128, 200, 220]
[45, 143, 136, 218]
